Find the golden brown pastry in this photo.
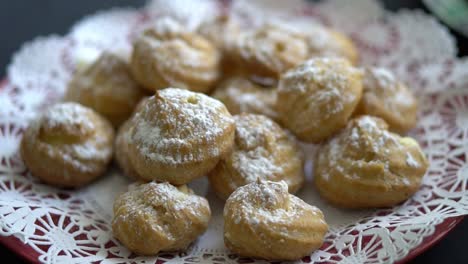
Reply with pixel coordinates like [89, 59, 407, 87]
[127, 88, 235, 185]
[233, 23, 308, 81]
[305, 25, 359, 65]
[354, 67, 418, 133]
[277, 57, 363, 143]
[20, 103, 114, 187]
[208, 114, 304, 200]
[197, 15, 240, 53]
[114, 119, 141, 180]
[212, 76, 278, 121]
[130, 17, 221, 93]
[198, 15, 242, 77]
[224, 180, 328, 260]
[314, 116, 429, 208]
[65, 52, 146, 127]
[114, 96, 151, 181]
[112, 182, 211, 255]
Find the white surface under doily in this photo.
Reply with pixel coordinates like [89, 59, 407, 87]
[1, 0, 468, 263]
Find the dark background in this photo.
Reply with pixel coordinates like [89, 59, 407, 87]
[0, 1, 467, 263]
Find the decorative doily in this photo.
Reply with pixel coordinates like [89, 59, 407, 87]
[1, 0, 468, 263]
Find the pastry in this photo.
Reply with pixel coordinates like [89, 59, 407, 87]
[277, 57, 363, 143]
[212, 76, 278, 121]
[128, 88, 235, 185]
[305, 25, 359, 65]
[130, 17, 221, 93]
[114, 96, 151, 181]
[65, 52, 146, 127]
[112, 182, 211, 255]
[354, 67, 418, 133]
[197, 15, 240, 53]
[224, 180, 328, 260]
[234, 23, 308, 82]
[208, 114, 304, 200]
[314, 115, 429, 208]
[198, 15, 242, 77]
[114, 119, 141, 180]
[20, 103, 114, 187]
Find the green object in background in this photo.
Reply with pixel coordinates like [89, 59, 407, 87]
[424, 0, 468, 37]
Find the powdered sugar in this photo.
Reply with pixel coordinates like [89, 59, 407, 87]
[364, 67, 416, 108]
[280, 58, 354, 102]
[230, 115, 283, 182]
[146, 0, 220, 30]
[368, 67, 396, 88]
[113, 182, 209, 247]
[232, 150, 281, 182]
[406, 152, 420, 168]
[321, 116, 423, 183]
[236, 24, 308, 74]
[131, 88, 233, 165]
[24, 102, 113, 174]
[234, 114, 278, 148]
[151, 16, 185, 35]
[213, 77, 278, 120]
[148, 182, 203, 215]
[136, 23, 219, 86]
[226, 180, 320, 226]
[228, 86, 276, 116]
[280, 58, 357, 122]
[43, 102, 95, 131]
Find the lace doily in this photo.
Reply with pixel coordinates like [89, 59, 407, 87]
[1, 0, 468, 263]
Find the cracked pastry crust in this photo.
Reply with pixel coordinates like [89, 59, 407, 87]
[130, 17, 221, 93]
[20, 103, 114, 187]
[208, 114, 304, 200]
[277, 57, 363, 143]
[112, 182, 211, 255]
[127, 88, 235, 185]
[65, 52, 146, 127]
[233, 23, 309, 81]
[354, 67, 418, 133]
[212, 76, 279, 121]
[224, 180, 328, 260]
[314, 115, 429, 208]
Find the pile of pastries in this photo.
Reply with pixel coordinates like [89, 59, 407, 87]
[20, 13, 428, 261]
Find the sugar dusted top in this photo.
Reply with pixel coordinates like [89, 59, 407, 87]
[24, 102, 114, 173]
[225, 180, 324, 227]
[319, 116, 427, 185]
[130, 88, 234, 164]
[278, 57, 362, 129]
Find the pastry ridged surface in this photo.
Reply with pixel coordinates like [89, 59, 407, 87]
[115, 119, 142, 181]
[128, 88, 235, 184]
[314, 115, 429, 208]
[277, 57, 363, 143]
[354, 67, 418, 133]
[234, 23, 308, 80]
[209, 114, 304, 199]
[20, 102, 114, 187]
[66, 52, 146, 127]
[224, 180, 328, 260]
[130, 17, 220, 93]
[212, 76, 278, 121]
[112, 182, 211, 255]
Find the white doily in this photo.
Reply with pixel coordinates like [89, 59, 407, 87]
[1, 0, 468, 263]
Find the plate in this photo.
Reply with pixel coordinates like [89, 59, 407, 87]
[1, 0, 468, 263]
